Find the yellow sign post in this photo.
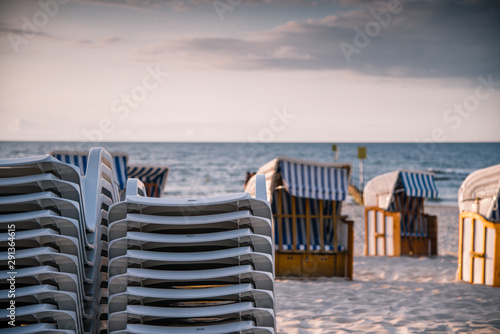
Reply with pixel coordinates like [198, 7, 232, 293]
[331, 144, 339, 162]
[358, 147, 367, 160]
[358, 146, 367, 188]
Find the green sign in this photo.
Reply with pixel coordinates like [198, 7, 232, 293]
[331, 144, 337, 152]
[358, 146, 367, 159]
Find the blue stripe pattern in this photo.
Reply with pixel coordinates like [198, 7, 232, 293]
[127, 165, 169, 198]
[113, 156, 127, 191]
[272, 190, 344, 251]
[388, 183, 431, 237]
[52, 152, 127, 191]
[400, 171, 438, 198]
[279, 161, 348, 201]
[53, 153, 87, 176]
[492, 197, 500, 221]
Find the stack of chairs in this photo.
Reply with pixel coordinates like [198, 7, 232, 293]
[50, 150, 128, 199]
[0, 148, 120, 333]
[51, 150, 170, 199]
[107, 176, 276, 333]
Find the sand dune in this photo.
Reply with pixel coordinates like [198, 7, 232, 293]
[275, 205, 500, 333]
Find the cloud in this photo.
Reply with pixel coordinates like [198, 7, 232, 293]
[0, 22, 53, 38]
[73, 0, 164, 9]
[100, 36, 122, 45]
[134, 0, 500, 78]
[77, 36, 123, 46]
[0, 22, 122, 51]
[71, 0, 388, 11]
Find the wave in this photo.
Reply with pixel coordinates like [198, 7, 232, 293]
[434, 176, 454, 181]
[426, 167, 472, 177]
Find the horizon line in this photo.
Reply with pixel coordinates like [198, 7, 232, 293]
[1, 140, 499, 144]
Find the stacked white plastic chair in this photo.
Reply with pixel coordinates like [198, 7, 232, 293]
[51, 150, 170, 199]
[0, 148, 120, 333]
[50, 150, 128, 199]
[107, 175, 276, 333]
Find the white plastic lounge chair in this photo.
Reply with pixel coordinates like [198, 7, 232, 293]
[0, 246, 80, 275]
[0, 155, 81, 183]
[0, 303, 77, 331]
[108, 247, 273, 274]
[51, 150, 171, 199]
[108, 284, 274, 313]
[0, 323, 76, 334]
[0, 148, 121, 333]
[109, 321, 274, 334]
[108, 229, 273, 258]
[0, 265, 80, 294]
[457, 164, 500, 287]
[0, 191, 81, 220]
[109, 193, 272, 222]
[0, 173, 81, 201]
[108, 302, 275, 332]
[0, 228, 81, 258]
[0, 210, 81, 238]
[364, 170, 439, 256]
[0, 284, 78, 313]
[108, 265, 274, 294]
[108, 211, 272, 241]
[51, 150, 128, 195]
[107, 176, 275, 332]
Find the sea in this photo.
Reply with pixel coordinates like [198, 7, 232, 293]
[1, 142, 499, 206]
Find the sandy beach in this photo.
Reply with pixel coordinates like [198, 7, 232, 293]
[275, 204, 500, 333]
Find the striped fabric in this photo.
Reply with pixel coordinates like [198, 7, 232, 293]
[52, 152, 88, 175]
[492, 197, 499, 221]
[50, 150, 128, 191]
[459, 164, 500, 222]
[364, 170, 438, 210]
[400, 171, 438, 198]
[112, 154, 128, 192]
[388, 195, 428, 237]
[278, 160, 349, 201]
[271, 190, 344, 252]
[127, 164, 169, 198]
[364, 170, 438, 237]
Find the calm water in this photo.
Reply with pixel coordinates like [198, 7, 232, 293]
[0, 142, 499, 205]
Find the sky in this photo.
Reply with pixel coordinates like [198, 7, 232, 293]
[0, 0, 499, 143]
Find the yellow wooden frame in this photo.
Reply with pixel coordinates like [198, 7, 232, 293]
[143, 182, 160, 197]
[458, 211, 500, 287]
[274, 189, 340, 254]
[273, 189, 353, 279]
[364, 206, 401, 256]
[364, 206, 437, 257]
